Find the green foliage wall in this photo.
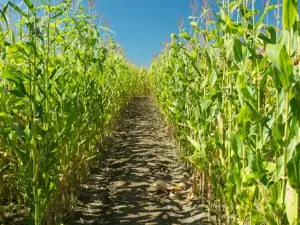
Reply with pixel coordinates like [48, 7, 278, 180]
[150, 0, 299, 224]
[0, 1, 141, 224]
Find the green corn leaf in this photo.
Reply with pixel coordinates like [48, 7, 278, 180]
[291, 98, 300, 120]
[171, 33, 179, 40]
[266, 44, 283, 72]
[0, 3, 9, 31]
[293, 82, 300, 102]
[2, 2, 8, 14]
[224, 20, 239, 34]
[244, 100, 262, 121]
[278, 45, 294, 86]
[49, 182, 56, 191]
[0, 113, 13, 120]
[12, 147, 29, 163]
[225, 38, 234, 59]
[186, 152, 203, 170]
[0, 113, 7, 118]
[179, 30, 191, 41]
[266, 26, 277, 44]
[282, 0, 297, 30]
[9, 89, 26, 97]
[233, 39, 243, 62]
[56, 16, 76, 24]
[205, 50, 212, 75]
[37, 188, 42, 197]
[287, 144, 300, 192]
[258, 32, 272, 44]
[11, 123, 27, 139]
[186, 136, 201, 151]
[254, 4, 278, 32]
[24, 0, 36, 15]
[285, 182, 298, 225]
[266, 44, 293, 88]
[8, 1, 29, 18]
[228, 1, 238, 12]
[99, 26, 115, 34]
[272, 69, 283, 90]
[51, 8, 64, 19]
[258, 26, 277, 45]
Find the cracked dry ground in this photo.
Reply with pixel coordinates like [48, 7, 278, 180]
[67, 97, 212, 225]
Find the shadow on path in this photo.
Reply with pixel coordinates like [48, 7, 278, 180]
[67, 96, 213, 225]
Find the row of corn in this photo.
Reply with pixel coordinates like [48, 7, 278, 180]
[150, 0, 299, 224]
[0, 0, 141, 224]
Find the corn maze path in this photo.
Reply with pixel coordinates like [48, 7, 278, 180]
[67, 97, 212, 225]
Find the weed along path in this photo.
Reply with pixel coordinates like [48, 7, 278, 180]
[67, 96, 212, 225]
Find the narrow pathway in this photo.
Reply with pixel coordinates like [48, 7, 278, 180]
[67, 97, 212, 225]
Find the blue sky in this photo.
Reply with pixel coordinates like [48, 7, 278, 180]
[94, 0, 192, 67]
[1, 0, 299, 67]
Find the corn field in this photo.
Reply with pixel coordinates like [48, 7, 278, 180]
[150, 0, 299, 224]
[1, 0, 300, 224]
[0, 0, 142, 224]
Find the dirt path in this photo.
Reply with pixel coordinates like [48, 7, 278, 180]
[67, 97, 212, 225]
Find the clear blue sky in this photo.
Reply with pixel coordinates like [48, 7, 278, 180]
[95, 0, 192, 67]
[1, 0, 299, 67]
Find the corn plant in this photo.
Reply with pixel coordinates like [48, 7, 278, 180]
[0, 0, 141, 224]
[150, 0, 299, 224]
